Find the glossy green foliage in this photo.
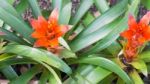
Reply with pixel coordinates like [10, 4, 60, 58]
[0, 0, 148, 84]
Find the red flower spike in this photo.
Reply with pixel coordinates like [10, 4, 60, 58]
[121, 11, 150, 62]
[30, 8, 69, 49]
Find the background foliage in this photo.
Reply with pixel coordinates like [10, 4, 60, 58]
[0, 0, 150, 84]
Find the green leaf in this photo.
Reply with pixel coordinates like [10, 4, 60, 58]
[129, 70, 144, 84]
[142, 0, 150, 10]
[81, 20, 126, 55]
[0, 54, 14, 62]
[62, 0, 70, 6]
[0, 19, 3, 27]
[52, 0, 62, 12]
[42, 10, 51, 18]
[147, 63, 150, 73]
[60, 49, 77, 59]
[63, 76, 77, 84]
[39, 69, 50, 84]
[71, 56, 132, 84]
[70, 17, 122, 52]
[59, 37, 71, 50]
[42, 50, 72, 75]
[117, 78, 125, 84]
[28, 0, 42, 18]
[68, 12, 95, 40]
[2, 44, 72, 75]
[130, 60, 147, 76]
[64, 65, 111, 84]
[59, 2, 72, 24]
[76, 0, 127, 38]
[74, 73, 91, 84]
[64, 65, 95, 84]
[70, 0, 93, 25]
[15, 0, 28, 14]
[94, 0, 109, 13]
[0, 0, 21, 18]
[58, 37, 77, 59]
[66, 73, 91, 84]
[100, 74, 117, 84]
[0, 58, 36, 68]
[81, 0, 140, 55]
[74, 24, 84, 35]
[40, 62, 61, 84]
[79, 65, 95, 75]
[10, 65, 42, 84]
[70, 0, 128, 52]
[84, 67, 112, 83]
[6, 0, 15, 4]
[0, 25, 30, 45]
[139, 51, 150, 62]
[0, 66, 18, 81]
[106, 41, 121, 56]
[65, 0, 93, 39]
[0, 7, 34, 43]
[82, 12, 95, 26]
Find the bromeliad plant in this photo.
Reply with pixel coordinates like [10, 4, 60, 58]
[121, 12, 150, 62]
[0, 0, 150, 84]
[30, 8, 70, 54]
[119, 12, 150, 84]
[30, 8, 70, 49]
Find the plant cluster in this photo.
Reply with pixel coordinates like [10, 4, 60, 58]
[0, 0, 150, 84]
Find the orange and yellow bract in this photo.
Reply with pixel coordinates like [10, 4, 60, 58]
[30, 8, 69, 49]
[121, 12, 150, 62]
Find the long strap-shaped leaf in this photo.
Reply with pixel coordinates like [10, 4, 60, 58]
[28, 0, 42, 18]
[81, 19, 127, 55]
[52, 0, 62, 12]
[10, 65, 42, 84]
[40, 62, 62, 84]
[94, 0, 109, 13]
[129, 70, 144, 84]
[70, 0, 93, 25]
[70, 17, 122, 52]
[84, 67, 112, 83]
[70, 0, 128, 52]
[64, 65, 94, 84]
[0, 66, 18, 81]
[0, 58, 36, 68]
[15, 0, 29, 14]
[0, 0, 21, 19]
[59, 2, 72, 24]
[0, 8, 34, 43]
[6, 0, 15, 4]
[2, 44, 72, 75]
[0, 26, 30, 45]
[65, 0, 93, 39]
[39, 69, 50, 84]
[71, 56, 133, 84]
[66, 65, 112, 84]
[0, 53, 18, 81]
[81, 0, 140, 55]
[74, 0, 128, 38]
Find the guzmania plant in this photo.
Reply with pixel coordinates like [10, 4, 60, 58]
[0, 0, 150, 84]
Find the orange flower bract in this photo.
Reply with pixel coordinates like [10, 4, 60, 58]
[30, 8, 69, 49]
[121, 12, 150, 62]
